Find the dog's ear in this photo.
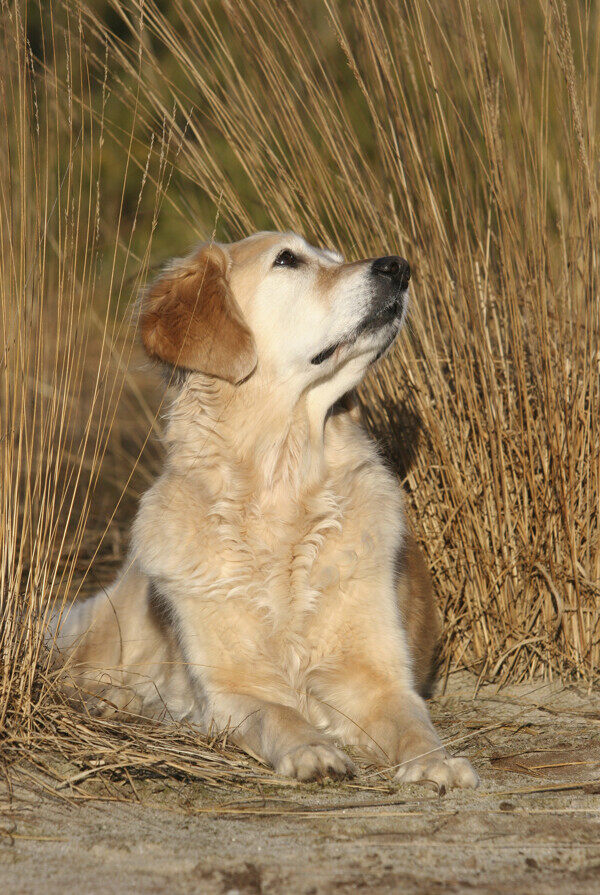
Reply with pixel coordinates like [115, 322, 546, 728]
[140, 244, 257, 384]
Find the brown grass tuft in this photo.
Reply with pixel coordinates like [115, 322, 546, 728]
[1, 0, 598, 791]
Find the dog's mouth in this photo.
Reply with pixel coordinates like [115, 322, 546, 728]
[353, 290, 405, 341]
[310, 299, 403, 367]
[310, 343, 340, 365]
[365, 296, 403, 329]
[310, 281, 406, 368]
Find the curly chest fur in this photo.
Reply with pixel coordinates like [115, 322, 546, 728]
[236, 484, 350, 625]
[135, 446, 403, 640]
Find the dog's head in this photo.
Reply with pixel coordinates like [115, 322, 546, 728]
[140, 231, 409, 398]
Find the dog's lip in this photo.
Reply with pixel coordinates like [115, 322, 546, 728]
[361, 293, 404, 331]
[310, 342, 341, 365]
[312, 294, 404, 366]
[387, 297, 402, 317]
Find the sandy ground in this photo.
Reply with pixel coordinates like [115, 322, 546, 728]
[2, 674, 599, 894]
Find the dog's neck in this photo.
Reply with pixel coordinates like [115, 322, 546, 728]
[163, 373, 338, 497]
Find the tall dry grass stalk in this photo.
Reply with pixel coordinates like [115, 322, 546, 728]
[0, 0, 598, 787]
[0, 0, 174, 746]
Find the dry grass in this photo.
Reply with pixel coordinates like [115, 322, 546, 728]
[0, 0, 598, 792]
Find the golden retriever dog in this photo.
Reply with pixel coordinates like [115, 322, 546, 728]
[52, 232, 478, 789]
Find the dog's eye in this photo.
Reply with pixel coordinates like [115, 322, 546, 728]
[273, 249, 298, 268]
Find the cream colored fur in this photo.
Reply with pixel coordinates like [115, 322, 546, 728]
[53, 232, 478, 789]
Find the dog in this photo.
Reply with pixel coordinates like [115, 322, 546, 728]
[53, 231, 478, 788]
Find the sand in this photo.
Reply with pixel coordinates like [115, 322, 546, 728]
[2, 674, 599, 894]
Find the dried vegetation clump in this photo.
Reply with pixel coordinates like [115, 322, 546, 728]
[1, 0, 598, 789]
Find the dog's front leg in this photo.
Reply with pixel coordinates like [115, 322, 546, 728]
[144, 578, 355, 780]
[368, 685, 478, 789]
[208, 692, 356, 781]
[312, 656, 478, 790]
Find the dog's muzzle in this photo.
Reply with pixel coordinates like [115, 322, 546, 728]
[311, 255, 410, 365]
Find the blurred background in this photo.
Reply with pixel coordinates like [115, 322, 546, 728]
[1, 0, 599, 750]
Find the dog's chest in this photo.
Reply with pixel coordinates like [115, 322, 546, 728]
[241, 481, 348, 625]
[217, 441, 402, 637]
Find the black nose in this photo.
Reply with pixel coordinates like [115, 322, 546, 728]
[371, 256, 410, 290]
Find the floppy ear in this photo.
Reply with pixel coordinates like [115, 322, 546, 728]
[140, 244, 257, 384]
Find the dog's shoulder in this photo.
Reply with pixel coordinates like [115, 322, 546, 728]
[131, 467, 217, 580]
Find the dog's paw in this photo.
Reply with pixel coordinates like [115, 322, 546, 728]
[395, 754, 479, 791]
[275, 743, 356, 782]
